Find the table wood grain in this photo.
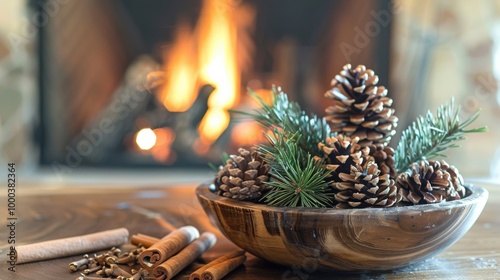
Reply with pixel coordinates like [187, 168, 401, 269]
[0, 181, 499, 280]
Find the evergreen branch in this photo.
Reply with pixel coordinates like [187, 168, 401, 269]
[231, 86, 331, 156]
[259, 130, 333, 208]
[394, 99, 488, 173]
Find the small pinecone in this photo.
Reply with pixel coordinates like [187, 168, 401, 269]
[316, 135, 367, 182]
[333, 160, 400, 208]
[368, 144, 397, 178]
[214, 148, 272, 201]
[324, 64, 398, 146]
[396, 160, 465, 205]
[444, 162, 466, 198]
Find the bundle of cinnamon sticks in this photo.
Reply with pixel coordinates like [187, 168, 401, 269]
[137, 226, 217, 280]
[12, 226, 246, 279]
[132, 226, 246, 280]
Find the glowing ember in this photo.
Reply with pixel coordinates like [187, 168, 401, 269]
[151, 127, 177, 164]
[135, 128, 157, 150]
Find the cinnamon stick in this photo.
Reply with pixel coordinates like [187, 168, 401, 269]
[138, 226, 199, 268]
[14, 228, 129, 264]
[189, 250, 245, 280]
[202, 254, 246, 280]
[130, 233, 160, 248]
[152, 232, 217, 280]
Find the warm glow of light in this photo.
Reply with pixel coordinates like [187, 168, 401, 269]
[196, 0, 240, 144]
[136, 128, 157, 150]
[151, 127, 177, 164]
[192, 138, 212, 156]
[231, 121, 264, 147]
[250, 88, 273, 106]
[158, 23, 198, 112]
[197, 108, 230, 143]
[156, 0, 255, 152]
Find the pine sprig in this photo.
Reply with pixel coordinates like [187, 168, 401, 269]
[231, 86, 331, 156]
[259, 130, 333, 208]
[394, 99, 488, 173]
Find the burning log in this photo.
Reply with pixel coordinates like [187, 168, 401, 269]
[68, 56, 159, 163]
[68, 51, 216, 166]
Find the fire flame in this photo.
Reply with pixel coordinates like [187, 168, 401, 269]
[155, 0, 253, 153]
[142, 0, 257, 157]
[196, 0, 242, 146]
[157, 23, 198, 112]
[197, 0, 240, 111]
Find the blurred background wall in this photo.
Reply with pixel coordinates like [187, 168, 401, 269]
[0, 0, 498, 181]
[0, 0, 37, 172]
[391, 0, 500, 178]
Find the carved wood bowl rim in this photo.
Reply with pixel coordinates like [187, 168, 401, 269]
[196, 183, 489, 271]
[196, 183, 487, 213]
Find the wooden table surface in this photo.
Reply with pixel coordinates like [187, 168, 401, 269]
[1, 180, 499, 280]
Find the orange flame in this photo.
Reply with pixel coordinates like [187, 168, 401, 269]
[196, 0, 240, 144]
[157, 23, 198, 112]
[157, 0, 255, 154]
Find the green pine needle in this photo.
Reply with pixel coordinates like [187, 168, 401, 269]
[231, 86, 331, 156]
[394, 99, 488, 173]
[259, 130, 333, 208]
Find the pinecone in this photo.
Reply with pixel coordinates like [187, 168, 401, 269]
[443, 162, 466, 199]
[368, 144, 397, 178]
[214, 148, 272, 201]
[396, 160, 465, 205]
[333, 160, 400, 208]
[324, 64, 398, 146]
[316, 135, 365, 182]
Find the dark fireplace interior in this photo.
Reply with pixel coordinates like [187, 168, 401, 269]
[36, 0, 392, 168]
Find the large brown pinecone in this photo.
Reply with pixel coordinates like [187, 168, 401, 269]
[316, 135, 366, 182]
[333, 160, 400, 208]
[324, 64, 398, 146]
[368, 144, 397, 178]
[396, 160, 465, 205]
[214, 148, 272, 201]
[317, 135, 397, 181]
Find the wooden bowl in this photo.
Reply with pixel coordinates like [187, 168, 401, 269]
[196, 183, 488, 271]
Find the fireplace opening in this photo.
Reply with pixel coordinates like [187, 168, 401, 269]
[36, 0, 392, 168]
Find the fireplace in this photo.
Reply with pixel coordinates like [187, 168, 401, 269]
[36, 0, 392, 168]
